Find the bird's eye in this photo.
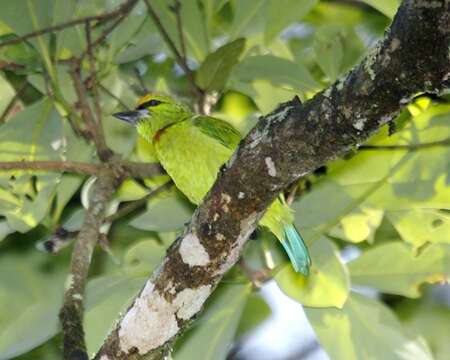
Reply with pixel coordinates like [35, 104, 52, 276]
[137, 99, 162, 110]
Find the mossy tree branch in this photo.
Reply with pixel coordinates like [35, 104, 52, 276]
[94, 1, 450, 359]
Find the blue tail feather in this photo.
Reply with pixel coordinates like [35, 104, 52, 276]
[281, 224, 311, 276]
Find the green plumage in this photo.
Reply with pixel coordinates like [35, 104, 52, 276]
[123, 94, 311, 275]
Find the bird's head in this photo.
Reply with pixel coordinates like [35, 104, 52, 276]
[112, 93, 191, 141]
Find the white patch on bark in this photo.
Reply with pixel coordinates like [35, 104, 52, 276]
[65, 274, 74, 291]
[179, 233, 210, 267]
[265, 157, 277, 177]
[213, 213, 220, 222]
[390, 38, 401, 52]
[238, 192, 245, 199]
[72, 293, 83, 300]
[353, 118, 367, 131]
[216, 233, 225, 241]
[174, 286, 211, 320]
[379, 115, 393, 125]
[119, 282, 179, 354]
[266, 106, 293, 123]
[221, 193, 232, 212]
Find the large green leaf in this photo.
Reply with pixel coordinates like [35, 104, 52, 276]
[174, 283, 251, 360]
[349, 242, 449, 297]
[386, 209, 450, 248]
[313, 24, 344, 82]
[229, 0, 268, 39]
[0, 99, 64, 231]
[231, 54, 319, 92]
[0, 252, 65, 360]
[235, 292, 271, 338]
[305, 293, 433, 360]
[196, 38, 246, 92]
[400, 302, 450, 360]
[264, 0, 317, 44]
[276, 237, 349, 308]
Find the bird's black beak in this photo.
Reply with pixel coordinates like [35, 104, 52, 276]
[112, 110, 147, 125]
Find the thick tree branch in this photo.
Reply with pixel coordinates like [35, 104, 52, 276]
[95, 1, 449, 359]
[0, 0, 138, 48]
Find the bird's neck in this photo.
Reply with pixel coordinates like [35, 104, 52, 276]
[138, 112, 191, 143]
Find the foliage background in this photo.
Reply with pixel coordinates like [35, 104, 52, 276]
[0, 0, 449, 359]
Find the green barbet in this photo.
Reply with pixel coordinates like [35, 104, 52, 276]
[113, 94, 311, 275]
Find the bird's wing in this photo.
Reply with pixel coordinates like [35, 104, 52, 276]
[192, 115, 241, 149]
[154, 118, 237, 204]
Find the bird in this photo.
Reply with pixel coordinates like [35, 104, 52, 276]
[113, 94, 311, 275]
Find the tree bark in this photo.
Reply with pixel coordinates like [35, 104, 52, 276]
[95, 1, 450, 359]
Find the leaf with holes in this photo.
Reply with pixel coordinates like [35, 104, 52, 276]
[349, 242, 449, 297]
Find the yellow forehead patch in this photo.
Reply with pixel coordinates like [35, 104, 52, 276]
[137, 93, 156, 106]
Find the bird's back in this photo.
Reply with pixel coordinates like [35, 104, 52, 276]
[153, 115, 240, 204]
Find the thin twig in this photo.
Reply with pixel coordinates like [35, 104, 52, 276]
[82, 13, 128, 56]
[171, 0, 187, 63]
[0, 160, 165, 179]
[116, 161, 165, 178]
[85, 21, 103, 127]
[0, 160, 100, 175]
[143, 0, 204, 100]
[99, 83, 131, 110]
[70, 59, 113, 161]
[0, 0, 139, 48]
[359, 138, 450, 151]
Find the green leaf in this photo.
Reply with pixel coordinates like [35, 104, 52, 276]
[0, 99, 62, 162]
[386, 209, 450, 248]
[313, 25, 344, 82]
[305, 293, 433, 360]
[196, 38, 246, 92]
[329, 205, 383, 243]
[235, 292, 271, 338]
[0, 251, 65, 360]
[400, 302, 450, 360]
[360, 0, 400, 18]
[276, 237, 349, 308]
[130, 192, 193, 232]
[174, 283, 251, 360]
[264, 0, 317, 44]
[0, 99, 65, 231]
[349, 242, 450, 297]
[0, 0, 54, 36]
[122, 239, 166, 277]
[231, 55, 319, 92]
[230, 0, 268, 39]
